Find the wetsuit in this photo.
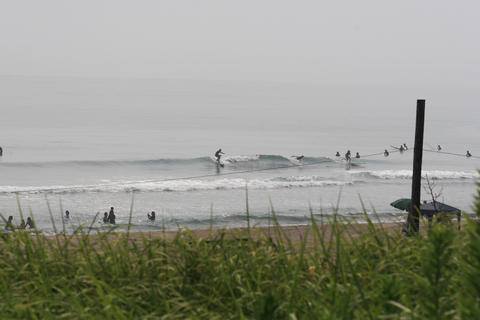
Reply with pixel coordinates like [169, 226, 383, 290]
[215, 149, 224, 162]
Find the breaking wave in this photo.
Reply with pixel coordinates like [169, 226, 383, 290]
[0, 176, 349, 195]
[349, 170, 479, 180]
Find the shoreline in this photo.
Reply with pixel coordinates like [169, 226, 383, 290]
[51, 221, 405, 247]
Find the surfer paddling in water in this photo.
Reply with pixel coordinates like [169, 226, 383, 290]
[291, 155, 304, 162]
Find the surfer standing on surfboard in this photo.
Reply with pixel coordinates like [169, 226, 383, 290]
[215, 148, 225, 163]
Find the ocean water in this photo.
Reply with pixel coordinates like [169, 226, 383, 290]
[1, 76, 479, 232]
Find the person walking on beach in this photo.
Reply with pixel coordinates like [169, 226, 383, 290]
[26, 217, 34, 229]
[0, 146, 3, 156]
[403, 143, 408, 150]
[437, 145, 442, 151]
[214, 148, 224, 163]
[103, 212, 109, 223]
[466, 150, 472, 158]
[108, 207, 116, 224]
[65, 210, 70, 219]
[147, 211, 155, 221]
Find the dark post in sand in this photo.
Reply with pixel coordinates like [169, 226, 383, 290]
[407, 99, 425, 233]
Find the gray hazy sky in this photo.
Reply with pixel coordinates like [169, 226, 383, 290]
[1, 0, 479, 87]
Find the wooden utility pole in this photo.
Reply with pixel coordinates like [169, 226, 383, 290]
[408, 100, 425, 233]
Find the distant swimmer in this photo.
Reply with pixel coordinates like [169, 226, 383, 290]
[437, 145, 442, 151]
[26, 217, 34, 229]
[466, 150, 472, 158]
[65, 210, 70, 219]
[335, 152, 340, 157]
[403, 143, 408, 150]
[384, 149, 389, 157]
[214, 148, 225, 163]
[292, 155, 304, 161]
[355, 152, 360, 159]
[147, 211, 156, 221]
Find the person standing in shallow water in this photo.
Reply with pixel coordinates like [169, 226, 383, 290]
[345, 150, 351, 161]
[5, 216, 13, 230]
[103, 212, 109, 223]
[147, 211, 155, 221]
[26, 217, 34, 229]
[0, 146, 3, 156]
[108, 207, 116, 224]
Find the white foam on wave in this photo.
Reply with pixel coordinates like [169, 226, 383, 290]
[350, 169, 479, 180]
[0, 176, 350, 194]
[2, 169, 475, 195]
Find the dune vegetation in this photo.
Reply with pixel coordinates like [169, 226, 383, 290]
[0, 185, 479, 319]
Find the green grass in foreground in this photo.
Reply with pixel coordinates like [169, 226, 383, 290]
[1, 187, 480, 319]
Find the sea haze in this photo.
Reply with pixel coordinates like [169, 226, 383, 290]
[0, 76, 479, 232]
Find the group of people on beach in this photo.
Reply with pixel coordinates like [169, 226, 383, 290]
[3, 216, 34, 231]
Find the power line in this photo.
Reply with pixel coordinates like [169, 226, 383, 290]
[155, 148, 401, 183]
[156, 158, 333, 182]
[361, 149, 400, 158]
[423, 149, 480, 160]
[150, 147, 476, 183]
